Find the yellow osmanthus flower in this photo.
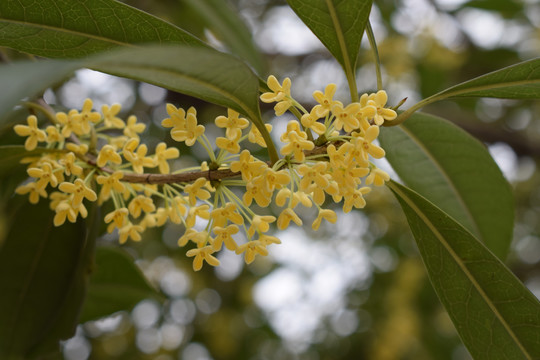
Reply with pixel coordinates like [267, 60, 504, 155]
[277, 207, 302, 230]
[45, 125, 64, 144]
[170, 111, 204, 146]
[56, 110, 84, 137]
[119, 222, 144, 244]
[104, 208, 129, 233]
[312, 83, 341, 118]
[58, 178, 97, 209]
[352, 125, 385, 162]
[97, 144, 122, 168]
[185, 204, 210, 228]
[248, 123, 272, 147]
[128, 195, 155, 218]
[215, 109, 249, 140]
[230, 150, 266, 181]
[96, 171, 125, 203]
[154, 142, 179, 174]
[216, 134, 241, 154]
[212, 225, 239, 251]
[123, 139, 155, 174]
[363, 90, 397, 126]
[243, 176, 272, 207]
[332, 102, 362, 132]
[59, 152, 83, 176]
[123, 115, 146, 139]
[15, 182, 47, 204]
[186, 245, 220, 271]
[342, 187, 371, 213]
[101, 104, 125, 129]
[261, 168, 290, 192]
[236, 240, 268, 264]
[79, 98, 102, 125]
[247, 215, 276, 238]
[280, 120, 314, 162]
[210, 203, 244, 228]
[260, 75, 293, 116]
[184, 178, 211, 206]
[27, 163, 58, 191]
[312, 209, 338, 230]
[301, 112, 326, 135]
[366, 168, 391, 186]
[14, 115, 47, 151]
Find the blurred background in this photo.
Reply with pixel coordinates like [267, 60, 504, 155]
[3, 0, 540, 359]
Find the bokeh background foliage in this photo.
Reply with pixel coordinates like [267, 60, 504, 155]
[1, 0, 540, 359]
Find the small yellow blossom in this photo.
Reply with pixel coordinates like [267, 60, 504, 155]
[101, 104, 125, 129]
[119, 221, 144, 244]
[301, 112, 326, 135]
[332, 102, 362, 132]
[364, 90, 397, 125]
[45, 125, 64, 144]
[277, 208, 302, 230]
[342, 187, 371, 213]
[365, 168, 391, 186]
[247, 215, 276, 238]
[59, 152, 83, 176]
[15, 182, 47, 204]
[27, 163, 58, 190]
[123, 115, 146, 139]
[96, 171, 125, 203]
[312, 209, 338, 230]
[79, 98, 102, 124]
[56, 110, 84, 137]
[97, 144, 122, 168]
[243, 176, 272, 207]
[186, 245, 220, 271]
[260, 76, 293, 116]
[215, 109, 249, 140]
[154, 142, 179, 174]
[185, 204, 210, 228]
[128, 195, 155, 218]
[210, 203, 244, 228]
[123, 139, 155, 174]
[280, 122, 314, 161]
[65, 143, 89, 155]
[216, 134, 241, 154]
[213, 225, 239, 251]
[248, 123, 272, 148]
[14, 115, 46, 150]
[58, 178, 97, 208]
[230, 150, 266, 181]
[170, 111, 204, 146]
[104, 208, 129, 233]
[312, 83, 341, 118]
[184, 178, 211, 206]
[236, 240, 268, 264]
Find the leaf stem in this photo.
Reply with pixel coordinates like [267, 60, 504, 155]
[366, 21, 383, 91]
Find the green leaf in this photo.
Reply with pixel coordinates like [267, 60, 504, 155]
[0, 200, 96, 359]
[0, 146, 61, 174]
[286, 0, 373, 101]
[388, 180, 540, 360]
[80, 246, 162, 323]
[397, 58, 540, 123]
[0, 44, 279, 163]
[379, 112, 514, 259]
[182, 0, 266, 75]
[0, 0, 204, 58]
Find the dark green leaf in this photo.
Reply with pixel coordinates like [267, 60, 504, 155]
[379, 112, 514, 259]
[80, 246, 162, 323]
[182, 0, 266, 75]
[0, 0, 204, 58]
[0, 200, 95, 359]
[286, 0, 373, 98]
[0, 145, 61, 174]
[388, 180, 540, 360]
[397, 58, 540, 122]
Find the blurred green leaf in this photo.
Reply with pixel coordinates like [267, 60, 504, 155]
[0, 0, 204, 58]
[80, 246, 162, 323]
[399, 58, 540, 122]
[0, 146, 61, 174]
[182, 0, 266, 75]
[379, 112, 514, 259]
[286, 0, 373, 99]
[0, 200, 95, 359]
[388, 180, 540, 360]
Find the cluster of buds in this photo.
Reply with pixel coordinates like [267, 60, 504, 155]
[13, 76, 396, 271]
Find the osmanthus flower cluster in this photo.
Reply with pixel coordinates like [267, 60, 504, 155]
[13, 77, 396, 271]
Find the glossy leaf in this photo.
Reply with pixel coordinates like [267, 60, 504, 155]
[397, 58, 540, 123]
[0, 200, 95, 359]
[379, 112, 514, 259]
[286, 0, 373, 100]
[0, 0, 204, 58]
[388, 180, 540, 360]
[80, 246, 162, 323]
[182, 0, 266, 74]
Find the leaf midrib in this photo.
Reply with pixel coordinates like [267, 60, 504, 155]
[0, 18, 136, 47]
[389, 181, 531, 360]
